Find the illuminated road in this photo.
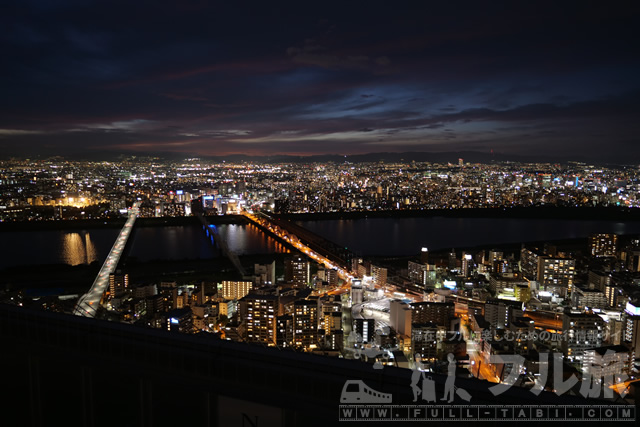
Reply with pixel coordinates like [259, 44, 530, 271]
[609, 377, 639, 396]
[73, 201, 141, 317]
[460, 316, 500, 383]
[243, 210, 354, 286]
[520, 311, 563, 330]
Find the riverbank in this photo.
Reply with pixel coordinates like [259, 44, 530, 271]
[0, 214, 248, 231]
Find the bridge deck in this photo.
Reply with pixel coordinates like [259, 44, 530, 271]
[73, 201, 140, 317]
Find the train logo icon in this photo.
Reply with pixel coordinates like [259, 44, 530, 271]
[340, 380, 393, 403]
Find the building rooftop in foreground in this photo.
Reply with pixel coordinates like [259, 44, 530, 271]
[0, 304, 635, 426]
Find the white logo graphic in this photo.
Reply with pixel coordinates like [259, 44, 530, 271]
[341, 380, 393, 403]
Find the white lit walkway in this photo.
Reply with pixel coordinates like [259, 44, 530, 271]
[73, 201, 141, 317]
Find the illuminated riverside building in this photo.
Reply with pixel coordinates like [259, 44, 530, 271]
[241, 293, 277, 345]
[293, 300, 318, 350]
[589, 233, 618, 258]
[285, 255, 310, 288]
[109, 271, 129, 297]
[221, 281, 253, 300]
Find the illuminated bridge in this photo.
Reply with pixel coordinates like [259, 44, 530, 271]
[243, 210, 354, 285]
[73, 201, 140, 317]
[246, 210, 354, 270]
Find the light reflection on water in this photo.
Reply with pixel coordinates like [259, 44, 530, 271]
[0, 224, 287, 269]
[216, 223, 289, 255]
[61, 231, 99, 265]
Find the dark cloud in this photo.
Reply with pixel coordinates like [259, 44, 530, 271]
[0, 1, 638, 160]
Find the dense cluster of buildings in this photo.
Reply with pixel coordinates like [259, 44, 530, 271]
[3, 155, 640, 399]
[2, 157, 640, 221]
[10, 227, 636, 399]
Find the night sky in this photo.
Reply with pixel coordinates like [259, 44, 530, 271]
[1, 1, 639, 160]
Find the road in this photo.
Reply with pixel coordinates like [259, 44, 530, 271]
[73, 201, 141, 317]
[460, 315, 500, 383]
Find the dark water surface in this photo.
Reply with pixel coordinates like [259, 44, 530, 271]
[296, 217, 640, 256]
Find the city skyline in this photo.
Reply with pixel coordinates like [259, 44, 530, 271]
[1, 2, 639, 161]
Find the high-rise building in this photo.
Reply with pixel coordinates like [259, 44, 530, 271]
[420, 247, 429, 264]
[351, 257, 364, 276]
[221, 281, 253, 300]
[109, 271, 129, 297]
[254, 261, 276, 286]
[389, 299, 412, 337]
[582, 345, 631, 383]
[605, 284, 624, 308]
[624, 248, 640, 272]
[488, 249, 505, 273]
[514, 284, 531, 303]
[624, 301, 640, 362]
[588, 270, 612, 292]
[293, 300, 318, 350]
[353, 318, 375, 343]
[408, 261, 427, 285]
[484, 299, 524, 330]
[573, 286, 607, 310]
[448, 250, 457, 271]
[520, 246, 575, 295]
[325, 311, 342, 332]
[326, 268, 339, 287]
[539, 256, 575, 293]
[166, 308, 193, 333]
[285, 255, 310, 287]
[562, 313, 606, 363]
[412, 322, 439, 361]
[321, 301, 342, 331]
[351, 280, 364, 305]
[325, 330, 344, 351]
[461, 253, 473, 277]
[589, 233, 618, 258]
[276, 314, 294, 348]
[241, 293, 277, 345]
[159, 281, 177, 311]
[410, 301, 454, 328]
[520, 247, 541, 280]
[510, 317, 534, 355]
[371, 265, 387, 287]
